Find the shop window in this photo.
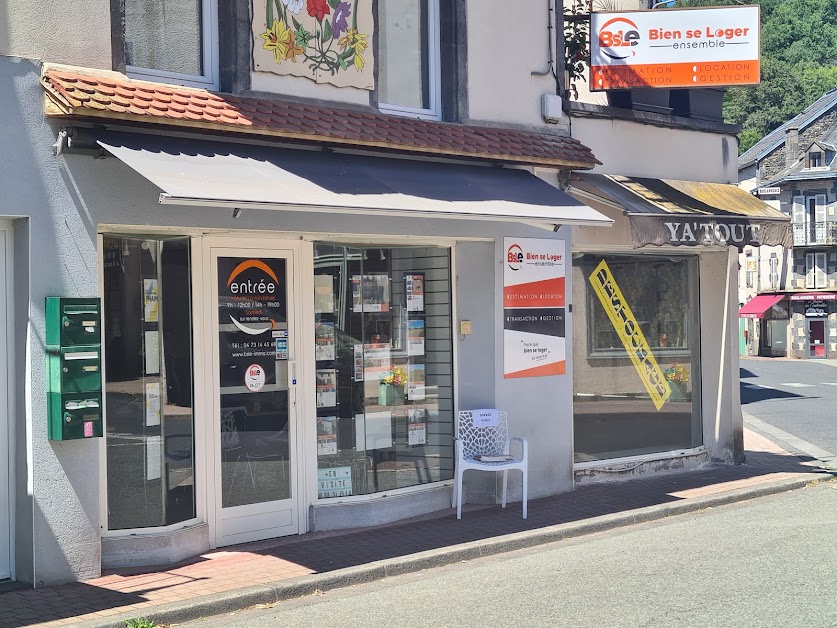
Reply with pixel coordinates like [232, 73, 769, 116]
[572, 254, 702, 462]
[313, 244, 453, 497]
[103, 236, 196, 530]
[378, 0, 441, 120]
[124, 0, 218, 88]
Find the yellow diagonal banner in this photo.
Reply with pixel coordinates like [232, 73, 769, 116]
[588, 260, 671, 410]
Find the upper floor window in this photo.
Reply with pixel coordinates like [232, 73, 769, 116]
[378, 0, 441, 120]
[806, 252, 827, 289]
[125, 0, 218, 89]
[808, 151, 824, 168]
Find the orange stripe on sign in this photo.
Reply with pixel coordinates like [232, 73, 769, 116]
[591, 60, 760, 90]
[505, 360, 566, 379]
[503, 277, 565, 308]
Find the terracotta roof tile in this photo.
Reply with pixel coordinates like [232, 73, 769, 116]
[42, 68, 599, 169]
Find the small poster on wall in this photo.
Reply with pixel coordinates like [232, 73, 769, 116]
[352, 275, 390, 313]
[317, 416, 338, 456]
[315, 322, 336, 361]
[407, 319, 425, 356]
[355, 411, 393, 450]
[503, 238, 566, 379]
[316, 369, 337, 408]
[407, 408, 427, 446]
[145, 382, 161, 427]
[353, 344, 364, 381]
[407, 364, 426, 401]
[405, 273, 425, 312]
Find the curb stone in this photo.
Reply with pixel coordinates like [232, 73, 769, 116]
[74, 472, 835, 628]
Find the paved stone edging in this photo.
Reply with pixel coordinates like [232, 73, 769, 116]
[75, 472, 834, 628]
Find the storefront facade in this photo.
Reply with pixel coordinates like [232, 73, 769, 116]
[569, 175, 789, 480]
[0, 0, 782, 585]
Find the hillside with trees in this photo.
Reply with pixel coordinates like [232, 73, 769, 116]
[678, 0, 837, 153]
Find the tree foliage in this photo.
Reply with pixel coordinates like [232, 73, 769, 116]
[675, 0, 837, 153]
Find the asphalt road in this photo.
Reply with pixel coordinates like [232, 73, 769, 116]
[182, 481, 837, 628]
[740, 357, 837, 459]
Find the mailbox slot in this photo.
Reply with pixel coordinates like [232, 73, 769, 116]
[57, 348, 101, 393]
[48, 392, 103, 440]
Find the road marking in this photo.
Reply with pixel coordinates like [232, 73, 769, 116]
[821, 382, 837, 386]
[779, 383, 814, 388]
[747, 383, 773, 389]
[743, 413, 837, 467]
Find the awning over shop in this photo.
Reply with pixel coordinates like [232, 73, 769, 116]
[739, 294, 785, 318]
[570, 174, 790, 248]
[97, 136, 612, 230]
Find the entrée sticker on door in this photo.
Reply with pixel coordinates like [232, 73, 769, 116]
[245, 364, 266, 392]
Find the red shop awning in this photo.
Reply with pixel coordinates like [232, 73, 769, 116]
[739, 294, 785, 318]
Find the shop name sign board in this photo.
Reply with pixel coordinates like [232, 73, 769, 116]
[503, 238, 566, 378]
[590, 6, 760, 91]
[588, 260, 671, 410]
[630, 216, 791, 250]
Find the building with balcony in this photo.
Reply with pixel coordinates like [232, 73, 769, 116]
[0, 0, 785, 585]
[738, 90, 837, 358]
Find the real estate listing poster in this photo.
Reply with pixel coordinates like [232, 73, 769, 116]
[352, 274, 390, 313]
[503, 238, 566, 379]
[316, 369, 337, 408]
[315, 322, 336, 361]
[407, 319, 425, 356]
[407, 363, 426, 401]
[316, 416, 338, 456]
[407, 407, 427, 446]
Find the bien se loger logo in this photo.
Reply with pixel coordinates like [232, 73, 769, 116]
[507, 243, 524, 271]
[598, 17, 640, 60]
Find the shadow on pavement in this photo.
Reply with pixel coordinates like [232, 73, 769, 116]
[740, 383, 808, 405]
[740, 367, 757, 380]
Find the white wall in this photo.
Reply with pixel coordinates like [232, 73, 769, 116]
[0, 0, 112, 68]
[466, 0, 559, 128]
[572, 116, 738, 183]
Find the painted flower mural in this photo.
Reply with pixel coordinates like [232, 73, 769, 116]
[258, 0, 369, 82]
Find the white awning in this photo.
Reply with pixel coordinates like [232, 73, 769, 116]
[98, 136, 612, 230]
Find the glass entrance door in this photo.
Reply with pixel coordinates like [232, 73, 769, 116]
[210, 247, 299, 546]
[0, 226, 10, 579]
[808, 319, 827, 358]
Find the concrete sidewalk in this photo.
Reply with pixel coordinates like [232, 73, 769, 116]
[1, 429, 833, 628]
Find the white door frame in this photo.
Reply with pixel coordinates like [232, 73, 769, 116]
[202, 236, 314, 548]
[0, 220, 14, 580]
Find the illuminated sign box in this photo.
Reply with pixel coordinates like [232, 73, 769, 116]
[590, 6, 760, 91]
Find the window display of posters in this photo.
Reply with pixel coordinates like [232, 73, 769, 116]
[363, 343, 392, 381]
[317, 416, 338, 456]
[314, 274, 335, 314]
[352, 274, 390, 312]
[316, 369, 337, 408]
[405, 273, 425, 312]
[407, 319, 425, 356]
[407, 364, 426, 401]
[355, 411, 393, 450]
[503, 238, 566, 379]
[407, 408, 427, 446]
[318, 466, 352, 498]
[143, 279, 159, 322]
[315, 322, 336, 361]
[146, 435, 161, 481]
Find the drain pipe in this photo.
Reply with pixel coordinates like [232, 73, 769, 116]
[532, 0, 559, 91]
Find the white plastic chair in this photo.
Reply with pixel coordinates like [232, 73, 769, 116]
[453, 409, 528, 519]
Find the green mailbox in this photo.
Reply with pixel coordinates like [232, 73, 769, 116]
[46, 297, 103, 441]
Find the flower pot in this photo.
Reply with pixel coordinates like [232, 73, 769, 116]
[668, 381, 689, 402]
[379, 383, 405, 406]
